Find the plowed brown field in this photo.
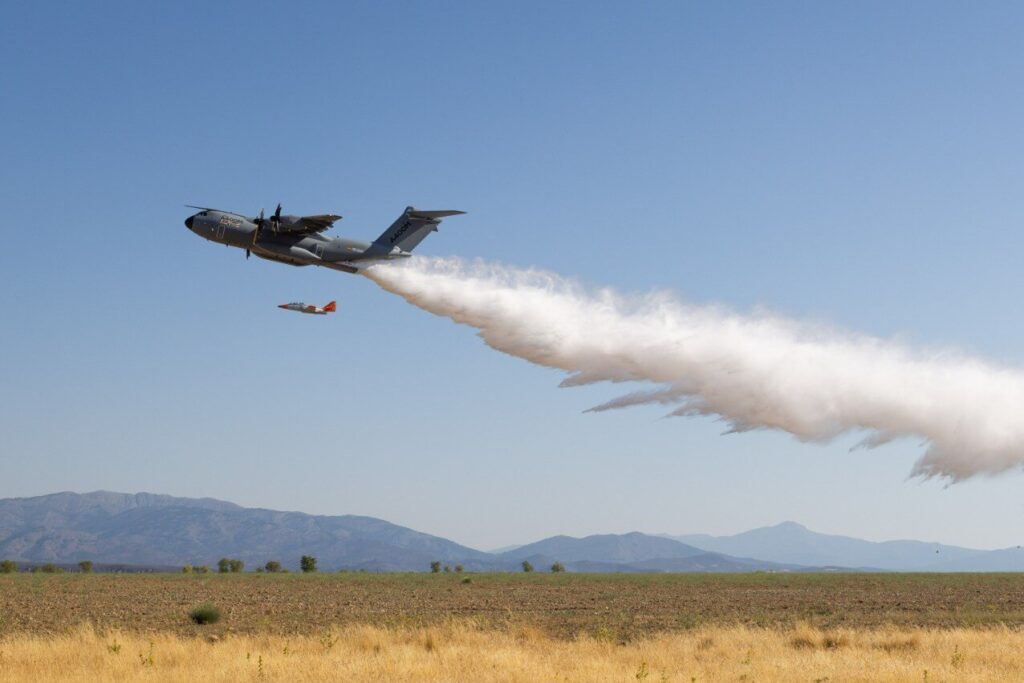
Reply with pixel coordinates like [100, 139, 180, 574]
[2, 572, 1023, 640]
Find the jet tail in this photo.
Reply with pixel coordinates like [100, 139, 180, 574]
[366, 206, 465, 256]
[323, 301, 337, 313]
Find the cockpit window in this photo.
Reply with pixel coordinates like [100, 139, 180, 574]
[199, 211, 208, 216]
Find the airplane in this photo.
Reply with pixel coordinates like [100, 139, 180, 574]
[278, 300, 336, 315]
[184, 203, 464, 273]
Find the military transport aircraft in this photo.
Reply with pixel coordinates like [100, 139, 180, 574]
[184, 204, 464, 273]
[278, 301, 336, 315]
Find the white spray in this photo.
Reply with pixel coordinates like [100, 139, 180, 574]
[363, 257, 1024, 481]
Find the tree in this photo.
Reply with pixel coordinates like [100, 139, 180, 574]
[550, 561, 565, 573]
[78, 560, 94, 573]
[521, 560, 534, 573]
[443, 565, 451, 573]
[195, 565, 209, 574]
[455, 565, 464, 573]
[430, 561, 441, 574]
[217, 558, 231, 573]
[182, 564, 194, 574]
[228, 559, 244, 573]
[265, 561, 282, 573]
[300, 555, 318, 573]
[0, 560, 16, 574]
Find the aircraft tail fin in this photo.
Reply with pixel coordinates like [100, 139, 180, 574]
[368, 207, 465, 255]
[323, 301, 337, 313]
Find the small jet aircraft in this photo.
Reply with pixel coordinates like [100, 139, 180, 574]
[278, 301, 337, 315]
[184, 204, 464, 273]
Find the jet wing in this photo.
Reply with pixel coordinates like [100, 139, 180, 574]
[291, 214, 343, 234]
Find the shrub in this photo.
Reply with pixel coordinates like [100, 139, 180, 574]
[551, 561, 565, 573]
[35, 563, 62, 574]
[521, 560, 534, 573]
[78, 560, 94, 573]
[217, 558, 231, 573]
[195, 565, 209, 574]
[0, 560, 16, 574]
[300, 555, 317, 573]
[430, 561, 441, 573]
[182, 564, 193, 574]
[443, 565, 451, 573]
[455, 564, 464, 573]
[228, 559, 244, 573]
[188, 604, 221, 625]
[265, 561, 282, 573]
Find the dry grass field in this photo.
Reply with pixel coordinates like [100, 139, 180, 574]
[1, 621, 1022, 682]
[2, 573, 1024, 681]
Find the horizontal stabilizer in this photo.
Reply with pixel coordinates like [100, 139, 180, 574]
[407, 209, 465, 219]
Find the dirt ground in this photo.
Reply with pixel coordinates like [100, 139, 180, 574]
[2, 572, 1023, 639]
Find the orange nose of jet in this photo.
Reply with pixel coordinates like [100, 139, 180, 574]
[277, 304, 287, 309]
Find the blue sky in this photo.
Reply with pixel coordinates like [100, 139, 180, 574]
[3, 2, 1024, 551]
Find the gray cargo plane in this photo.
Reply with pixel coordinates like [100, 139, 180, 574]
[184, 204, 464, 273]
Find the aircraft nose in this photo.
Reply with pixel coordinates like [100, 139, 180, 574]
[184, 216, 194, 230]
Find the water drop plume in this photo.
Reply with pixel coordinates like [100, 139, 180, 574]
[364, 257, 1024, 481]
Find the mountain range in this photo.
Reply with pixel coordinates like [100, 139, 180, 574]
[1, 491, 1021, 572]
[668, 521, 1024, 572]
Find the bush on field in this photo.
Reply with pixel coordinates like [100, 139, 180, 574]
[265, 561, 282, 573]
[188, 604, 221, 625]
[300, 555, 318, 573]
[34, 563, 62, 574]
[0, 560, 16, 573]
[430, 561, 441, 573]
[182, 564, 193, 574]
[550, 562, 565, 573]
[78, 560, 94, 573]
[216, 558, 244, 573]
[195, 565, 209, 574]
[521, 561, 534, 573]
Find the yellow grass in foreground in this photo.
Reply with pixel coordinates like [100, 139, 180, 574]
[0, 621, 1020, 682]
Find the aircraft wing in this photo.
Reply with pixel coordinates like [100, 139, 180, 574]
[291, 214, 343, 234]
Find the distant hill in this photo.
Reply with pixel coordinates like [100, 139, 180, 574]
[492, 531, 816, 572]
[926, 546, 1024, 572]
[499, 532, 706, 564]
[0, 491, 490, 571]
[566, 554, 811, 573]
[669, 521, 1015, 571]
[3, 492, 1017, 573]
[0, 492, 835, 573]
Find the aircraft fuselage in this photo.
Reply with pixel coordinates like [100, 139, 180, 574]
[185, 205, 464, 273]
[185, 210, 394, 273]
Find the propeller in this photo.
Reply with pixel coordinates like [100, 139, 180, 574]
[271, 203, 282, 232]
[247, 208, 265, 260]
